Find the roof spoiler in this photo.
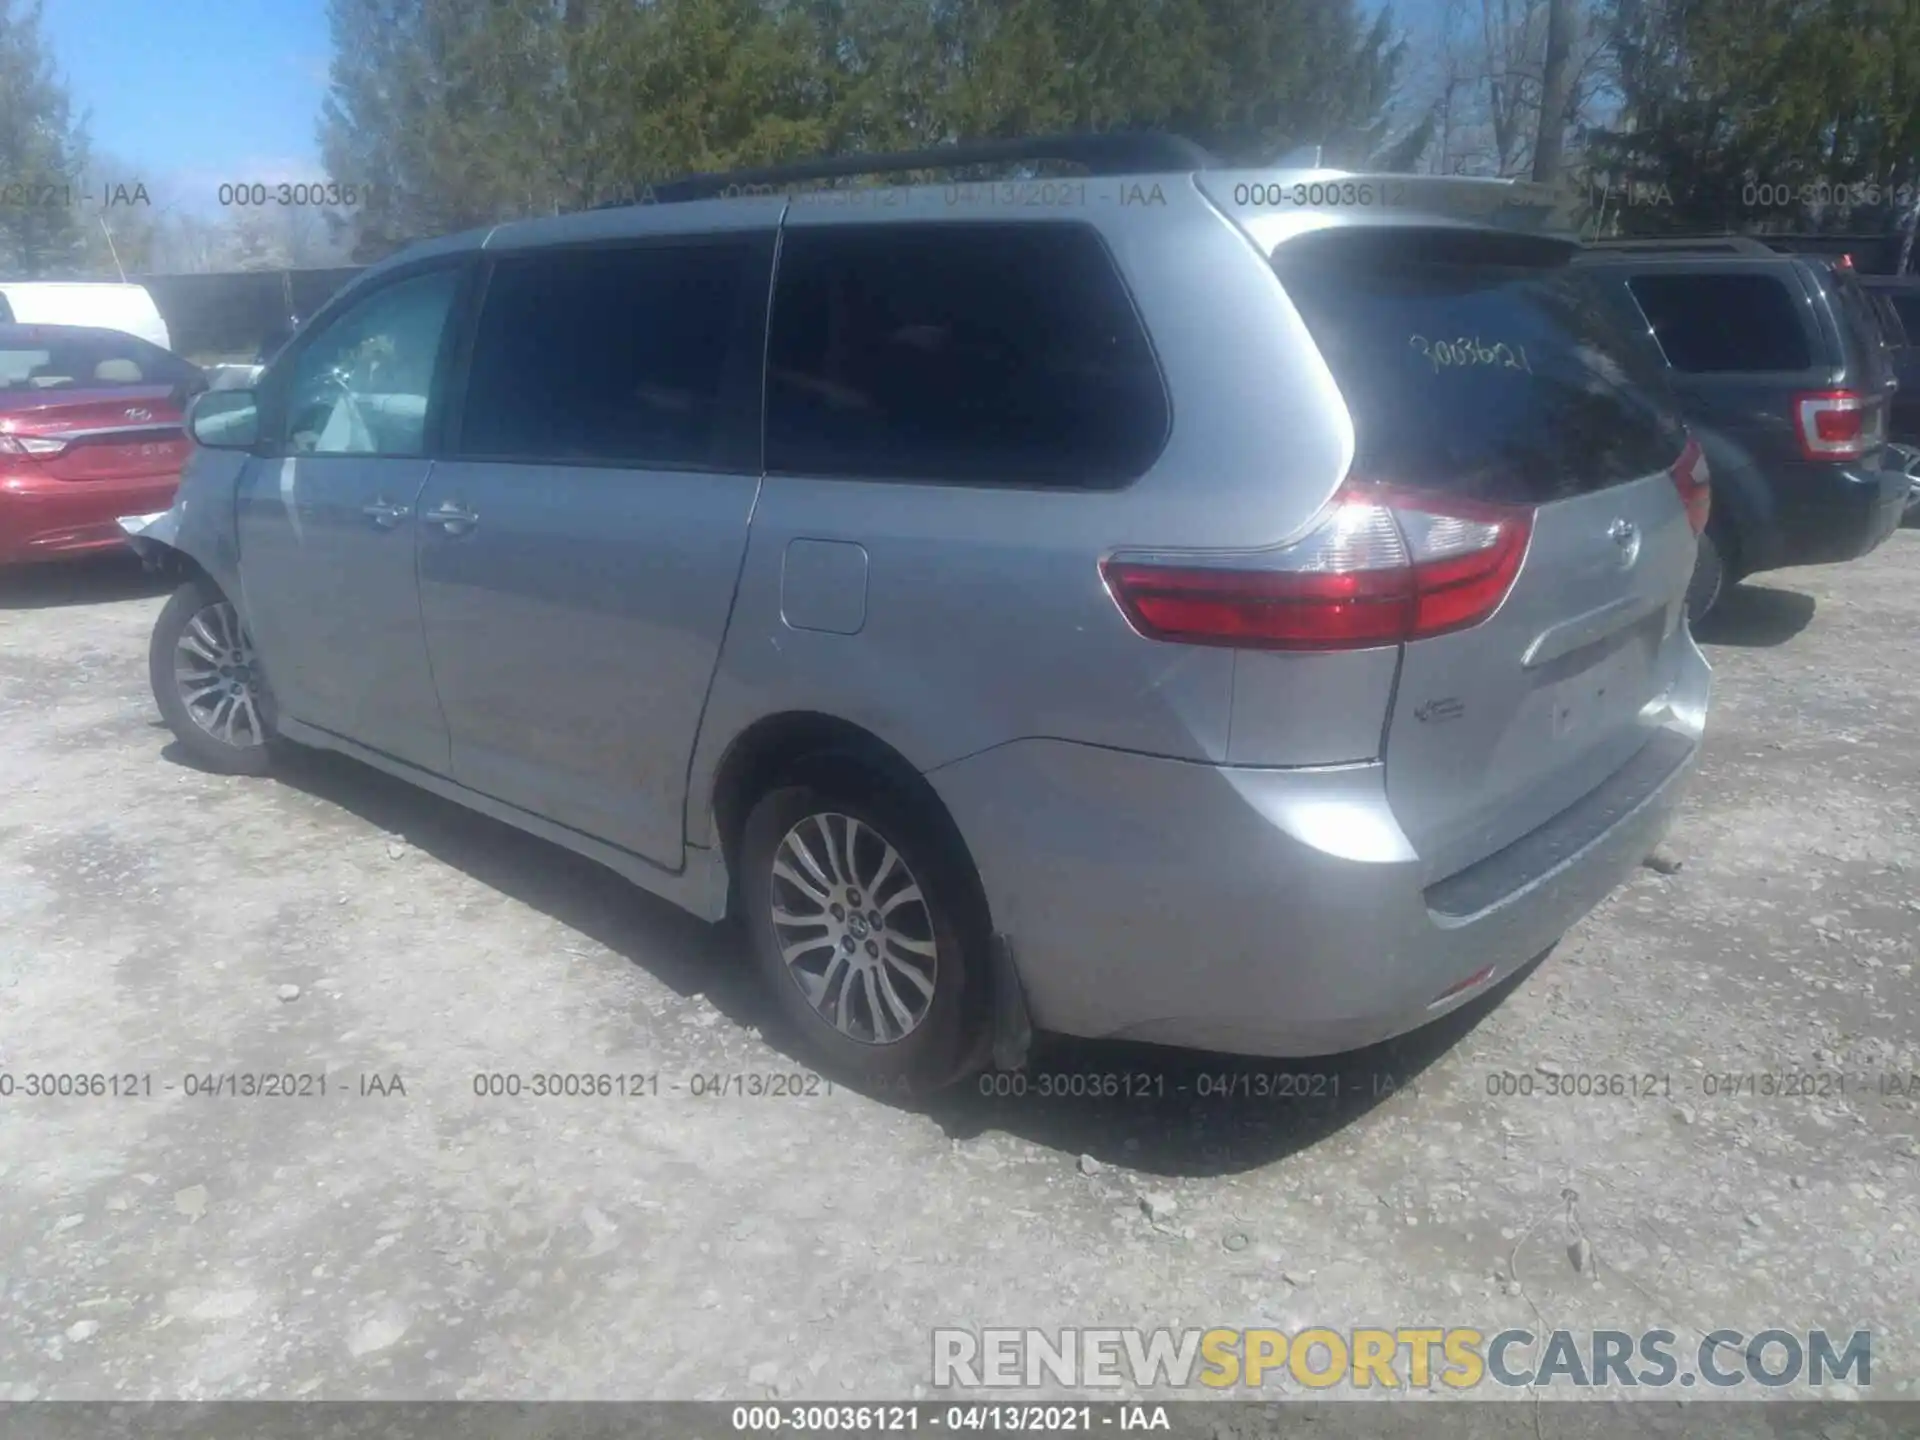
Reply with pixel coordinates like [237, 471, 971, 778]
[1198, 170, 1580, 240]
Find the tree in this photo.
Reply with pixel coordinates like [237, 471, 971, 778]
[1532, 0, 1576, 181]
[1589, 0, 1920, 237]
[316, 0, 1426, 254]
[1405, 0, 1608, 179]
[0, 0, 89, 277]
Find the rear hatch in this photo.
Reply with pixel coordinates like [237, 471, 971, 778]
[1270, 228, 1700, 883]
[0, 384, 190, 482]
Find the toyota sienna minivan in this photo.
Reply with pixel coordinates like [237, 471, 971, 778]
[128, 135, 1712, 1089]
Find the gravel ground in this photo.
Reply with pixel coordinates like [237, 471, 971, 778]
[0, 534, 1915, 1406]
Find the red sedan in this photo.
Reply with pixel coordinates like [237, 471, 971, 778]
[0, 323, 202, 565]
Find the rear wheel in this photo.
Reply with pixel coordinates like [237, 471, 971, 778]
[1685, 526, 1728, 623]
[149, 576, 281, 776]
[739, 771, 987, 1092]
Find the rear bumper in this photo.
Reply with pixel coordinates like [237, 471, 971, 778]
[1764, 458, 1907, 569]
[928, 637, 1709, 1059]
[0, 468, 181, 565]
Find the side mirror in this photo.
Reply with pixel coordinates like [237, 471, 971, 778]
[188, 387, 261, 450]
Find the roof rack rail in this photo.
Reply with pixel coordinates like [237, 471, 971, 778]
[600, 132, 1220, 207]
[1582, 235, 1779, 257]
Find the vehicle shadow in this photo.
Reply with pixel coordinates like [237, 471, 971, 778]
[1692, 582, 1816, 648]
[242, 743, 774, 1023]
[895, 963, 1538, 1179]
[0, 552, 170, 610]
[183, 739, 1531, 1180]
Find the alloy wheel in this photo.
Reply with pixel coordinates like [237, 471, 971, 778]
[173, 600, 268, 748]
[769, 812, 939, 1045]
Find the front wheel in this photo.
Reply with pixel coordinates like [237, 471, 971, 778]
[148, 576, 281, 775]
[739, 776, 988, 1092]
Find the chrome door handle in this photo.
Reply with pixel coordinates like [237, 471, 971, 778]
[422, 501, 478, 535]
[362, 499, 410, 527]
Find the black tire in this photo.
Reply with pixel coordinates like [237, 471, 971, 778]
[1685, 526, 1728, 624]
[149, 575, 282, 776]
[738, 765, 989, 1093]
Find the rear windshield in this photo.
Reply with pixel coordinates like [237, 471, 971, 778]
[1271, 230, 1686, 504]
[0, 323, 200, 392]
[1888, 293, 1920, 339]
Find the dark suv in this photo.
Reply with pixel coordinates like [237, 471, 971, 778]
[1574, 238, 1906, 616]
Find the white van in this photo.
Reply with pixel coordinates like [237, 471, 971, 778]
[0, 281, 172, 352]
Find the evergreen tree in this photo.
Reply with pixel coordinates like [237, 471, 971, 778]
[317, 0, 1433, 254]
[1591, 0, 1920, 235]
[0, 0, 89, 277]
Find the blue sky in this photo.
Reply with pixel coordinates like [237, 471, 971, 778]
[40, 0, 333, 213]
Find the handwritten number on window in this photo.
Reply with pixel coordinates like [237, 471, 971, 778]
[1409, 335, 1533, 374]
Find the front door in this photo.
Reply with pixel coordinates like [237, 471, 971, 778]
[417, 228, 774, 867]
[235, 264, 466, 772]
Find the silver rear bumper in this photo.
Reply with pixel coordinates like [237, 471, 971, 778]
[927, 634, 1710, 1059]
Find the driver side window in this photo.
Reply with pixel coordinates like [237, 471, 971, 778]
[283, 267, 460, 457]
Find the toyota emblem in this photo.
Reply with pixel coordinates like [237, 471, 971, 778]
[124, 406, 152, 421]
[1608, 518, 1641, 568]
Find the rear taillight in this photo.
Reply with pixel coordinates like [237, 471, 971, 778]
[1669, 436, 1711, 534]
[1100, 482, 1533, 652]
[1793, 389, 1883, 460]
[0, 433, 68, 458]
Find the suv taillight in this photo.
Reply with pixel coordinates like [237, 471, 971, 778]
[1100, 482, 1533, 651]
[1793, 389, 1882, 461]
[1669, 436, 1711, 534]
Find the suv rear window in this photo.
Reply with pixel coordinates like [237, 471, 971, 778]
[1270, 229, 1686, 505]
[765, 224, 1168, 487]
[1888, 293, 1920, 339]
[1625, 273, 1814, 372]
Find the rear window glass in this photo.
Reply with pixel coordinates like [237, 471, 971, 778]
[1270, 230, 1686, 504]
[1870, 293, 1908, 347]
[1625, 273, 1813, 372]
[1830, 269, 1891, 350]
[1886, 293, 1920, 341]
[766, 224, 1168, 488]
[0, 323, 199, 391]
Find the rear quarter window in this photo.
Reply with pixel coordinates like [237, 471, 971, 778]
[1625, 272, 1814, 372]
[765, 223, 1169, 488]
[1870, 293, 1909, 346]
[1270, 229, 1686, 505]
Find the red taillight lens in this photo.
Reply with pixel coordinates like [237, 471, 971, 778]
[1793, 390, 1881, 460]
[1101, 483, 1533, 651]
[1668, 436, 1711, 534]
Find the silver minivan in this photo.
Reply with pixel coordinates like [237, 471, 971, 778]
[131, 136, 1711, 1089]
